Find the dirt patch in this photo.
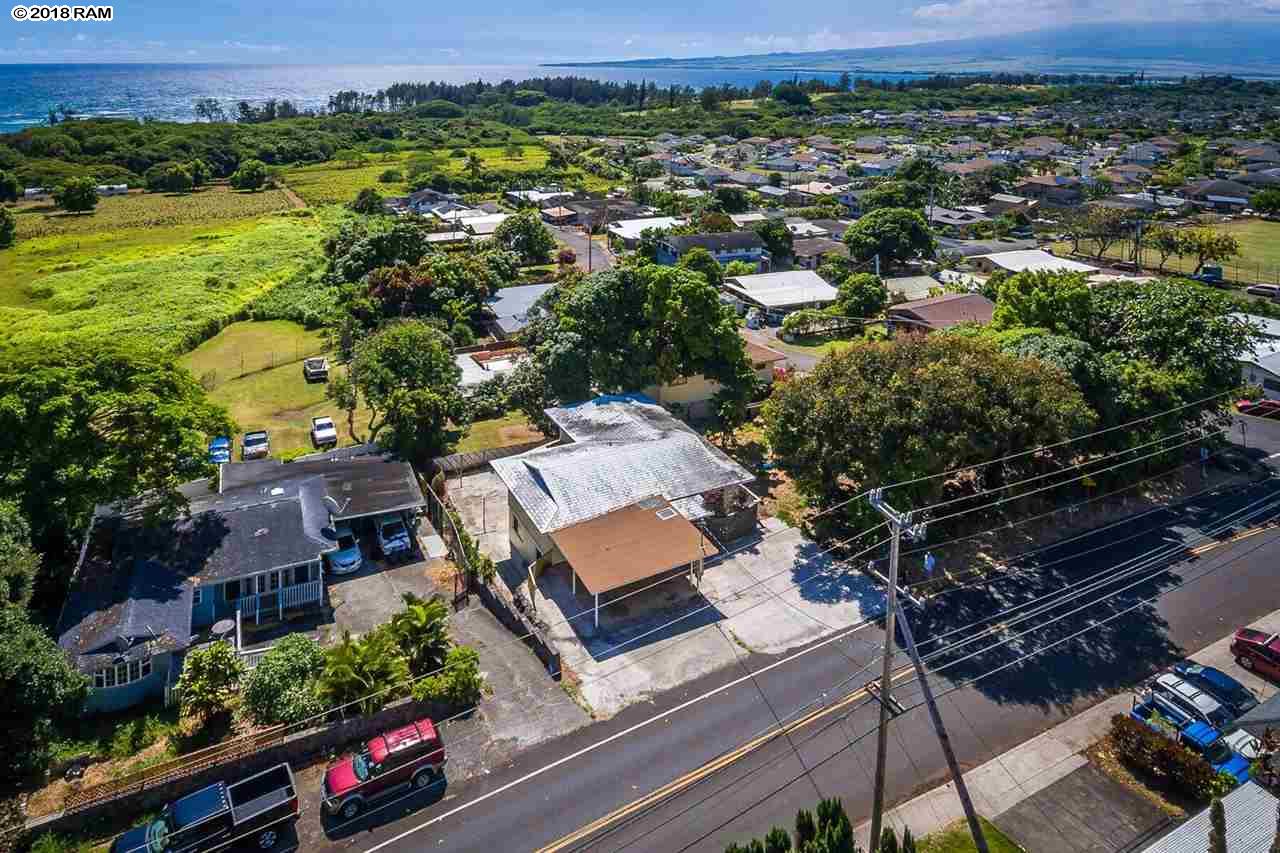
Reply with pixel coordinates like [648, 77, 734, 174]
[1084, 738, 1189, 819]
[426, 558, 460, 588]
[497, 423, 543, 443]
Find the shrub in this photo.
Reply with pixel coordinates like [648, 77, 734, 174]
[175, 640, 244, 721]
[410, 645, 484, 707]
[1108, 714, 1225, 801]
[242, 634, 325, 726]
[781, 308, 828, 337]
[378, 168, 403, 183]
[318, 627, 410, 716]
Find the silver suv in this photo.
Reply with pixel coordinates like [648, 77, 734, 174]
[1150, 672, 1234, 729]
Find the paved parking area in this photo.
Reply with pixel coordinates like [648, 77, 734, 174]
[448, 470, 886, 718]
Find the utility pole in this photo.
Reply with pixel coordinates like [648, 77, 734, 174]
[866, 489, 925, 851]
[895, 600, 990, 853]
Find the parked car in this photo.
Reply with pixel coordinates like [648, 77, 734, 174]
[208, 436, 231, 465]
[1130, 699, 1251, 784]
[242, 430, 270, 461]
[1170, 660, 1259, 719]
[328, 524, 363, 575]
[303, 357, 330, 383]
[112, 764, 299, 853]
[311, 416, 338, 449]
[1246, 284, 1280, 299]
[1147, 672, 1235, 729]
[321, 718, 446, 820]
[1232, 628, 1280, 680]
[374, 512, 413, 561]
[1236, 398, 1280, 417]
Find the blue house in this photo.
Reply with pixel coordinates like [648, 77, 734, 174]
[57, 447, 426, 714]
[655, 232, 769, 271]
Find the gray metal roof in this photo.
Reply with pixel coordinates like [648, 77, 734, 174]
[491, 395, 753, 534]
[1140, 782, 1277, 853]
[1235, 691, 1280, 737]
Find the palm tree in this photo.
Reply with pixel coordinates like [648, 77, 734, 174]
[465, 152, 483, 181]
[390, 593, 451, 676]
[319, 629, 410, 716]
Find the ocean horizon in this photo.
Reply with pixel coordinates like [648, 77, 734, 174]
[0, 62, 929, 133]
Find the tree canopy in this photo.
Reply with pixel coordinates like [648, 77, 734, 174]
[842, 207, 934, 267]
[0, 607, 87, 775]
[494, 209, 556, 264]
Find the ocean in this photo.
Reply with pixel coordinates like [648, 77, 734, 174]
[0, 63, 930, 133]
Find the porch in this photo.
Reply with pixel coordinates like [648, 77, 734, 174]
[194, 560, 325, 629]
[234, 578, 324, 626]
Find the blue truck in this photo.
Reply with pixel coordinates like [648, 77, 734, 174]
[111, 764, 299, 853]
[1130, 697, 1251, 784]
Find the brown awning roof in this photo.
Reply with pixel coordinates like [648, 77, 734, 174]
[550, 497, 717, 595]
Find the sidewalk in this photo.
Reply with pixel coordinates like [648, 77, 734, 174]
[856, 608, 1280, 848]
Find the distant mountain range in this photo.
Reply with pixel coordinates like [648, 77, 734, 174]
[552, 22, 1280, 79]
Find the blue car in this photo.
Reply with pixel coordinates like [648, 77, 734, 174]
[207, 436, 231, 464]
[1171, 660, 1260, 719]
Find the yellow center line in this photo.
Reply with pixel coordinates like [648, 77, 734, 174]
[536, 664, 918, 852]
[539, 518, 1280, 852]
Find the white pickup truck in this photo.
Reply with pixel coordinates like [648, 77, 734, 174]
[311, 416, 338, 449]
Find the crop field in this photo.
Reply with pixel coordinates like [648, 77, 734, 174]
[11, 185, 297, 239]
[0, 211, 325, 356]
[280, 145, 551, 206]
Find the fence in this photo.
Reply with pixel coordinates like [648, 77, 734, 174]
[419, 470, 560, 675]
[431, 438, 548, 476]
[1063, 239, 1280, 288]
[196, 345, 328, 390]
[32, 695, 460, 841]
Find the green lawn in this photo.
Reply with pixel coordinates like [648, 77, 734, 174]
[919, 818, 1025, 853]
[0, 212, 325, 356]
[280, 146, 551, 206]
[456, 411, 543, 454]
[1054, 218, 1280, 282]
[178, 319, 329, 386]
[49, 706, 181, 765]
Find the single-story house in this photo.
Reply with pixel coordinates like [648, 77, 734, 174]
[810, 219, 853, 240]
[607, 216, 684, 250]
[490, 395, 759, 623]
[541, 206, 577, 225]
[96, 184, 129, 196]
[927, 207, 992, 238]
[457, 343, 527, 392]
[722, 270, 838, 317]
[57, 448, 427, 713]
[460, 213, 509, 238]
[1183, 178, 1254, 211]
[485, 282, 555, 339]
[1013, 175, 1083, 206]
[983, 194, 1037, 216]
[1235, 314, 1280, 399]
[888, 293, 995, 332]
[645, 332, 788, 417]
[786, 181, 844, 205]
[792, 238, 850, 270]
[727, 170, 769, 187]
[884, 275, 942, 302]
[970, 249, 1099, 276]
[565, 198, 650, 230]
[786, 220, 830, 239]
[656, 232, 769, 270]
[505, 188, 574, 207]
[1137, 782, 1276, 853]
[756, 185, 790, 202]
[729, 212, 770, 228]
[941, 158, 1002, 177]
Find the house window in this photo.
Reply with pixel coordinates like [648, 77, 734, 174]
[92, 655, 153, 689]
[294, 564, 309, 585]
[269, 572, 280, 592]
[1264, 378, 1280, 393]
[224, 579, 241, 601]
[256, 574, 267, 595]
[192, 587, 202, 606]
[512, 513, 521, 539]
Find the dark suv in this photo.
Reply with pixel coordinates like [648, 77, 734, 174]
[321, 718, 446, 820]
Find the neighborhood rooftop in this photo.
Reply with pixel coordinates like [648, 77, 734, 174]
[490, 394, 753, 534]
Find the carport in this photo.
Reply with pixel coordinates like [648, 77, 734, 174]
[549, 497, 718, 628]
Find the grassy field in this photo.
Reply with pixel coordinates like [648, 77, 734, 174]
[0, 211, 325, 355]
[11, 185, 296, 239]
[919, 818, 1025, 853]
[280, 145, 551, 206]
[1053, 218, 1280, 282]
[184, 321, 542, 456]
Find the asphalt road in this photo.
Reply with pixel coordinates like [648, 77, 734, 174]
[319, 475, 1280, 853]
[553, 226, 614, 272]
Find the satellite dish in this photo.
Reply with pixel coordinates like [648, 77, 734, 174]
[323, 495, 352, 516]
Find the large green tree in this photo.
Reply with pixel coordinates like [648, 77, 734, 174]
[763, 334, 1094, 509]
[842, 207, 934, 267]
[836, 273, 887, 318]
[495, 209, 556, 264]
[992, 270, 1094, 339]
[0, 501, 40, 609]
[0, 349, 233, 555]
[229, 158, 268, 191]
[754, 218, 794, 260]
[678, 245, 725, 289]
[53, 177, 98, 213]
[329, 320, 467, 461]
[0, 206, 14, 249]
[0, 607, 87, 775]
[860, 180, 928, 212]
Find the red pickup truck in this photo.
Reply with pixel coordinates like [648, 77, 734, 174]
[321, 718, 446, 820]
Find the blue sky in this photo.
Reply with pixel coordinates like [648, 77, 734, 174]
[2, 0, 1277, 64]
